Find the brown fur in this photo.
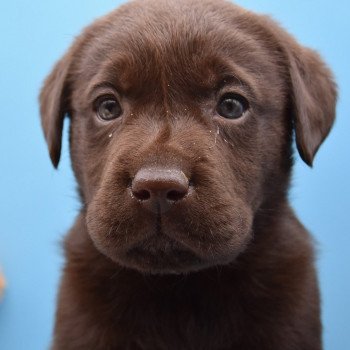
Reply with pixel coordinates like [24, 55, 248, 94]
[39, 0, 336, 349]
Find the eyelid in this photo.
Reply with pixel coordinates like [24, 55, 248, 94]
[219, 92, 249, 106]
[93, 94, 119, 112]
[218, 84, 252, 100]
[88, 82, 120, 104]
[215, 74, 257, 104]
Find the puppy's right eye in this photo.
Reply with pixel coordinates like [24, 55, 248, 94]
[96, 98, 122, 121]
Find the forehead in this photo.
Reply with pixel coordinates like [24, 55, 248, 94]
[73, 0, 286, 100]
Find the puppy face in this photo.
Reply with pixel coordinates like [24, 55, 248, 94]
[40, 0, 336, 274]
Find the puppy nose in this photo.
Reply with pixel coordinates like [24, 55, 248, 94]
[131, 168, 189, 213]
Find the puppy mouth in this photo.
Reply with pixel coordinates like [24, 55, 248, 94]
[120, 213, 204, 273]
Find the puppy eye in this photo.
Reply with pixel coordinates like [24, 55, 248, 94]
[96, 98, 122, 121]
[217, 94, 249, 119]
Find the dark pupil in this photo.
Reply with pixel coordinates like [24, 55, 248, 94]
[220, 98, 243, 119]
[100, 100, 119, 120]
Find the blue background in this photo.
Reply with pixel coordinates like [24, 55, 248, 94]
[0, 1, 349, 349]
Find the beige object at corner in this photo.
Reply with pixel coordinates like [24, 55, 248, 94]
[0, 270, 5, 298]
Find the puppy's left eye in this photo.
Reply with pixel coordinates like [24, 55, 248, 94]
[217, 94, 248, 119]
[96, 98, 122, 121]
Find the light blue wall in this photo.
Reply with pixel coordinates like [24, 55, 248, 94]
[0, 1, 348, 349]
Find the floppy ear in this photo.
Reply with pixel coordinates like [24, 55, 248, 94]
[39, 52, 73, 168]
[286, 45, 337, 166]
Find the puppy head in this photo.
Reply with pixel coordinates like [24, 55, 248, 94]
[40, 0, 336, 274]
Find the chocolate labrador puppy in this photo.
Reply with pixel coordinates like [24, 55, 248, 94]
[40, 0, 336, 349]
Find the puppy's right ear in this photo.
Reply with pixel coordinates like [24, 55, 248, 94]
[39, 52, 73, 168]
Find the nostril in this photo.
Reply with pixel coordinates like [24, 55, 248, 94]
[167, 189, 187, 201]
[130, 168, 191, 207]
[133, 189, 151, 201]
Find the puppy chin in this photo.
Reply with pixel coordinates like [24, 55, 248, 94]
[119, 248, 207, 275]
[119, 249, 248, 275]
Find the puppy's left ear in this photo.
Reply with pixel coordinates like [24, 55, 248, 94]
[39, 51, 73, 168]
[287, 44, 337, 166]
